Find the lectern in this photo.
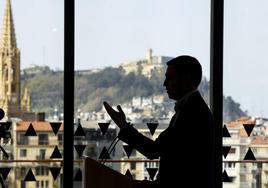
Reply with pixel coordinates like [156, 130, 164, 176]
[83, 157, 135, 188]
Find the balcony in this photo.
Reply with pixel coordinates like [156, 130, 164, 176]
[1, 159, 268, 188]
[223, 160, 268, 188]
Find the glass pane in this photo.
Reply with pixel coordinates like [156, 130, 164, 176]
[0, 0, 64, 187]
[223, 0, 268, 187]
[75, 0, 210, 186]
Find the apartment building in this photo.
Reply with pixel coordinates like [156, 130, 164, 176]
[11, 118, 63, 188]
[223, 116, 268, 188]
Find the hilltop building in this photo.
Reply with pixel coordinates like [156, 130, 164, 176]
[120, 48, 172, 78]
[0, 0, 30, 119]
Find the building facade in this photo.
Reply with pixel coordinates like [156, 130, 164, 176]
[12, 120, 63, 188]
[223, 117, 268, 188]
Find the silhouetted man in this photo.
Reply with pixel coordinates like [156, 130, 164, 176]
[103, 55, 215, 188]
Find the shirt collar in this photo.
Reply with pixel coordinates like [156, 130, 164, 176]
[174, 89, 198, 113]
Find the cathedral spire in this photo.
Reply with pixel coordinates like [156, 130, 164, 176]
[0, 0, 17, 50]
[0, 0, 24, 118]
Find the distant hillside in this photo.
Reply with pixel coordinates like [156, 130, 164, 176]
[21, 65, 247, 122]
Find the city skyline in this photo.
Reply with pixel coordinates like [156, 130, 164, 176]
[0, 0, 267, 118]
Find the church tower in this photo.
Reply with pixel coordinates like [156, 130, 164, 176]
[0, 0, 29, 118]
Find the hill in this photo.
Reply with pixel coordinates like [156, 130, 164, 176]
[21, 65, 247, 122]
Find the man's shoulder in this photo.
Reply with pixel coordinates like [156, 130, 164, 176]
[181, 92, 212, 117]
[186, 91, 208, 107]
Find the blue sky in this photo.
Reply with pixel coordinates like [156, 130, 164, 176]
[0, 0, 268, 118]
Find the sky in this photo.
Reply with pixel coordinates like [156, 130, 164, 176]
[0, 0, 268, 118]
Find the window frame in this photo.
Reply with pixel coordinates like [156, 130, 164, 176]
[38, 133, 48, 145]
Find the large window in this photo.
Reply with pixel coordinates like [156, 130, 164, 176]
[0, 0, 242, 187]
[223, 0, 268, 187]
[0, 0, 64, 187]
[75, 0, 211, 185]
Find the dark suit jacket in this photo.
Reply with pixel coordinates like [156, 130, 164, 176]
[118, 91, 215, 188]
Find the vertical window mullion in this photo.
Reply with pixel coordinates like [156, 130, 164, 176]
[210, 0, 224, 187]
[64, 0, 75, 187]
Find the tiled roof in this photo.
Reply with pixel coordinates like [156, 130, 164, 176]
[251, 136, 268, 145]
[16, 121, 64, 132]
[225, 117, 256, 137]
[239, 128, 252, 137]
[227, 116, 255, 128]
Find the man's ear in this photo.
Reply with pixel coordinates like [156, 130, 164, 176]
[183, 74, 195, 88]
[182, 73, 192, 81]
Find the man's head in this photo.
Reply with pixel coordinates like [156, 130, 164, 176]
[163, 55, 202, 100]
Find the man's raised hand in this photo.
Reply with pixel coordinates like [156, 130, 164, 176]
[103, 101, 127, 128]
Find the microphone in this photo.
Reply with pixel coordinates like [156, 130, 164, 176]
[100, 135, 119, 165]
[0, 145, 8, 159]
[101, 122, 133, 165]
[0, 174, 5, 188]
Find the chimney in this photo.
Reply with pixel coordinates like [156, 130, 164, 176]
[22, 112, 45, 121]
[36, 112, 45, 121]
